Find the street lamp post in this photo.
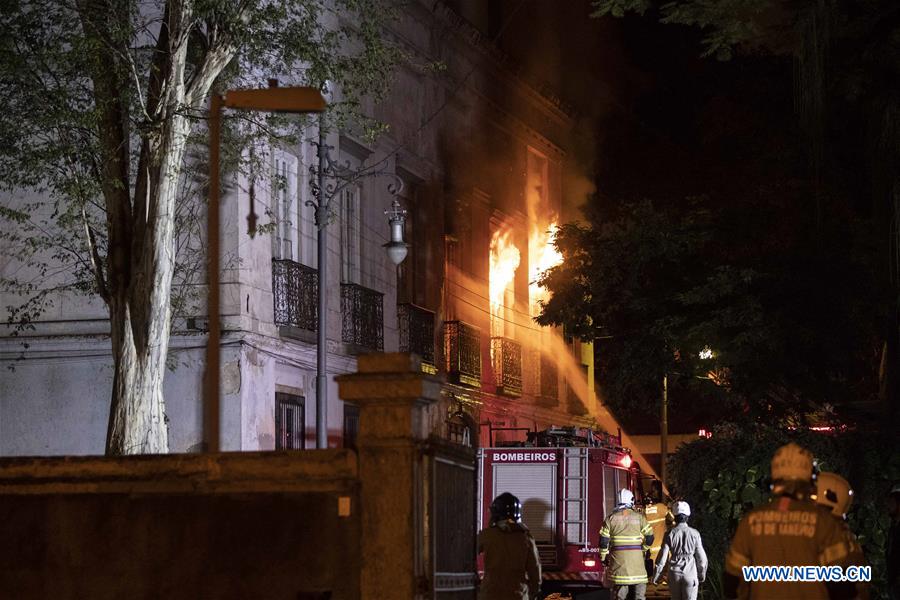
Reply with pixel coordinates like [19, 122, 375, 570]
[314, 118, 328, 449]
[661, 372, 668, 491]
[204, 83, 326, 453]
[307, 120, 407, 448]
[660, 346, 715, 490]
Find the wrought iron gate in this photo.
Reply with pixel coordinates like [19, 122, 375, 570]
[429, 444, 477, 599]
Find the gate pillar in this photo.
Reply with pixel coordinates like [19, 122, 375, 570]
[336, 353, 441, 600]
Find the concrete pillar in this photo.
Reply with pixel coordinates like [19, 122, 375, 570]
[335, 353, 441, 600]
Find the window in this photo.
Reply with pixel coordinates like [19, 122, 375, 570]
[275, 392, 304, 450]
[271, 149, 298, 261]
[343, 403, 360, 450]
[340, 185, 361, 284]
[339, 150, 362, 285]
[298, 142, 317, 269]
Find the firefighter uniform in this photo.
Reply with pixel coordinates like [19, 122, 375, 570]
[725, 496, 852, 599]
[645, 501, 670, 563]
[478, 521, 541, 600]
[653, 502, 707, 600]
[816, 472, 870, 600]
[600, 490, 654, 600]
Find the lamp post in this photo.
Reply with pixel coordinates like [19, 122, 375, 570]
[307, 117, 407, 448]
[660, 345, 715, 490]
[205, 83, 326, 453]
[661, 372, 669, 491]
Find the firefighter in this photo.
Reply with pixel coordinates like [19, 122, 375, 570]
[478, 492, 541, 600]
[651, 501, 707, 600]
[723, 442, 858, 599]
[815, 471, 869, 600]
[600, 488, 654, 600]
[889, 482, 900, 600]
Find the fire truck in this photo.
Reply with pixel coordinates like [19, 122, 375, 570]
[477, 426, 664, 598]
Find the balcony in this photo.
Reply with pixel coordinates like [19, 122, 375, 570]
[272, 259, 317, 331]
[491, 337, 522, 397]
[443, 321, 482, 388]
[341, 283, 384, 352]
[540, 353, 559, 404]
[398, 303, 437, 374]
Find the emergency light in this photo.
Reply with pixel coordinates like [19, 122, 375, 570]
[619, 453, 633, 468]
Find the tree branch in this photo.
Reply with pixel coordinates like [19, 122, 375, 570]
[82, 205, 110, 303]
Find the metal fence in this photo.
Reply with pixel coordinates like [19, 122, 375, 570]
[430, 445, 477, 599]
[443, 321, 482, 388]
[491, 337, 522, 397]
[398, 303, 437, 373]
[341, 283, 384, 351]
[540, 353, 559, 402]
[272, 259, 318, 331]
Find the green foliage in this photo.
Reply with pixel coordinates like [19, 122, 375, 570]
[0, 0, 401, 328]
[536, 194, 885, 424]
[669, 426, 900, 599]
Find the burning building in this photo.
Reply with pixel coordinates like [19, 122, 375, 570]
[0, 0, 657, 478]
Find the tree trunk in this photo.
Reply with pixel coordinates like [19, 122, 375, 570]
[77, 0, 234, 454]
[105, 111, 192, 455]
[107, 302, 169, 454]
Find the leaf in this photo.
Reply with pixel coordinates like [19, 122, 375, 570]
[746, 466, 758, 482]
[741, 483, 761, 505]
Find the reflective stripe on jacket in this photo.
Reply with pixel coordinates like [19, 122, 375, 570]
[725, 496, 853, 599]
[600, 507, 653, 585]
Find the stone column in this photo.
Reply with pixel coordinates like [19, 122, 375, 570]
[335, 353, 441, 600]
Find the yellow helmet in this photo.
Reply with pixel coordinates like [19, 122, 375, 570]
[771, 442, 814, 482]
[815, 471, 853, 518]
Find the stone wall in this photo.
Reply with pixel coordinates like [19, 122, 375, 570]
[0, 452, 360, 599]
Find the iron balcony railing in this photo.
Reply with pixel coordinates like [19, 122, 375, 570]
[491, 337, 523, 397]
[398, 303, 437, 374]
[523, 349, 540, 397]
[443, 320, 482, 387]
[540, 353, 559, 402]
[341, 283, 384, 351]
[272, 259, 318, 331]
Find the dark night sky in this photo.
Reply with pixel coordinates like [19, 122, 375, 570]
[470, 1, 893, 433]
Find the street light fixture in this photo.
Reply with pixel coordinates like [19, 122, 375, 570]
[383, 198, 409, 266]
[204, 83, 326, 453]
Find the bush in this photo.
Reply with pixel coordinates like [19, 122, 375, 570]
[668, 423, 900, 599]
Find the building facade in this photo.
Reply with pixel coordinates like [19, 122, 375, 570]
[0, 1, 608, 457]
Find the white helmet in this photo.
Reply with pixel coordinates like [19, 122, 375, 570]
[618, 488, 634, 507]
[815, 472, 853, 518]
[673, 501, 691, 517]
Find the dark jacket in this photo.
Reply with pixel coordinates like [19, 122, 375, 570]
[478, 520, 541, 600]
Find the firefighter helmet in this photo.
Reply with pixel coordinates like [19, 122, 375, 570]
[673, 500, 691, 517]
[618, 488, 634, 507]
[816, 472, 853, 518]
[771, 442, 815, 482]
[490, 492, 522, 523]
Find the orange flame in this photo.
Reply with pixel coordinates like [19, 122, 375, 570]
[529, 220, 562, 315]
[489, 227, 520, 336]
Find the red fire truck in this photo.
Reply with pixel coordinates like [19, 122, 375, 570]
[478, 426, 661, 597]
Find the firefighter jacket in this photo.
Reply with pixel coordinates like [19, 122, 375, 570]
[840, 520, 869, 600]
[478, 520, 541, 600]
[645, 502, 671, 562]
[652, 522, 708, 584]
[725, 496, 854, 599]
[600, 507, 654, 586]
